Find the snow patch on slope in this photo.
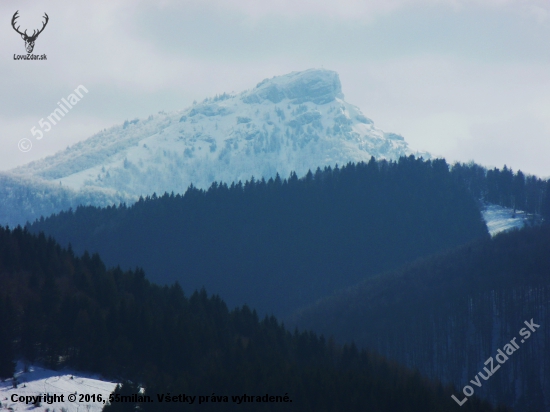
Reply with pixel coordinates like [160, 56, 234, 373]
[0, 363, 117, 412]
[482, 204, 529, 236]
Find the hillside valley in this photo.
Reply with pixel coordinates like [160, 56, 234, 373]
[0, 225, 509, 412]
[290, 224, 550, 412]
[27, 157, 488, 318]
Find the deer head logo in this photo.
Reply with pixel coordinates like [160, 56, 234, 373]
[11, 11, 49, 54]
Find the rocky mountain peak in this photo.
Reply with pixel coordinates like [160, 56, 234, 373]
[242, 69, 344, 105]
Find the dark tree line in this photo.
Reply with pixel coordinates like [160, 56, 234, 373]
[0, 295, 15, 378]
[291, 224, 550, 412]
[450, 162, 550, 219]
[28, 155, 488, 318]
[0, 226, 509, 412]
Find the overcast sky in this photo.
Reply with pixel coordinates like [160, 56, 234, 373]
[1, 0, 549, 177]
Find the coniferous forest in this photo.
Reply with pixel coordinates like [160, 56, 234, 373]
[451, 162, 549, 217]
[3, 155, 549, 412]
[0, 226, 510, 412]
[3, 7, 550, 409]
[291, 225, 550, 412]
[28, 156, 489, 318]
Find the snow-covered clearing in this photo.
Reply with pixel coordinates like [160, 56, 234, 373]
[0, 363, 117, 412]
[481, 204, 531, 236]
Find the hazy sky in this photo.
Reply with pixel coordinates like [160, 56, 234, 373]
[1, 0, 549, 177]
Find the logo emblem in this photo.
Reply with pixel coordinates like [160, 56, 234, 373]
[11, 11, 49, 54]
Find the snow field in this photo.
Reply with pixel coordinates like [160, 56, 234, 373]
[1, 363, 117, 412]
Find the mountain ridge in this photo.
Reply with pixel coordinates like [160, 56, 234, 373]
[10, 68, 428, 198]
[27, 157, 487, 318]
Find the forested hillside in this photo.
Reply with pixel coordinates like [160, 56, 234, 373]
[450, 162, 550, 219]
[28, 156, 488, 317]
[291, 225, 550, 412]
[0, 226, 510, 412]
[0, 173, 133, 231]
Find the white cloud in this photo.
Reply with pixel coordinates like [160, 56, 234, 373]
[338, 56, 550, 176]
[527, 5, 550, 23]
[132, 0, 550, 20]
[1, 0, 549, 176]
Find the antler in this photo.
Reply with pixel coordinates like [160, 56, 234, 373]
[11, 11, 49, 40]
[31, 13, 49, 39]
[11, 11, 27, 37]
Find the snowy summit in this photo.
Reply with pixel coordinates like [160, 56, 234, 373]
[12, 69, 426, 196]
[3, 69, 428, 227]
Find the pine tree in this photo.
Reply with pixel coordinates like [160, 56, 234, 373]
[0, 297, 15, 379]
[541, 180, 550, 223]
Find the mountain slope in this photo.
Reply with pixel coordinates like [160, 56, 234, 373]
[0, 172, 132, 228]
[0, 225, 510, 412]
[289, 224, 550, 412]
[10, 69, 426, 203]
[28, 157, 488, 318]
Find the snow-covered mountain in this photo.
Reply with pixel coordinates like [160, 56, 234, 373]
[4, 69, 427, 227]
[0, 172, 132, 228]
